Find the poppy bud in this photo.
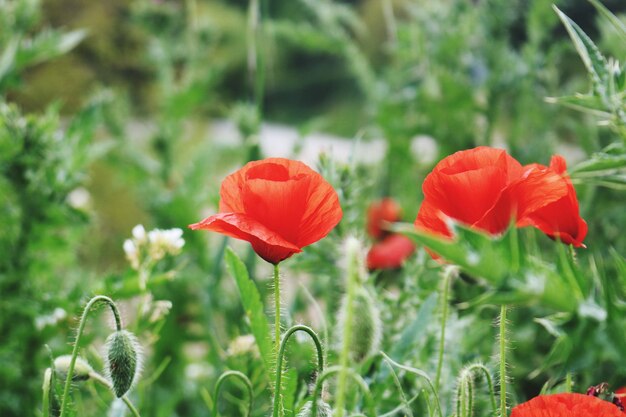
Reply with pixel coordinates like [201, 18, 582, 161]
[53, 355, 94, 381]
[297, 400, 333, 417]
[104, 330, 142, 398]
[336, 286, 382, 363]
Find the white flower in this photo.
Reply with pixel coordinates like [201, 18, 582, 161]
[147, 228, 185, 260]
[132, 224, 147, 243]
[123, 239, 140, 270]
[67, 187, 92, 210]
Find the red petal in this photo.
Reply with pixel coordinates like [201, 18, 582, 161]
[366, 234, 416, 270]
[367, 198, 402, 239]
[511, 393, 623, 417]
[189, 212, 301, 264]
[516, 158, 587, 247]
[422, 147, 524, 230]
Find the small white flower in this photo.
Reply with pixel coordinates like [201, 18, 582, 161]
[123, 239, 140, 270]
[67, 187, 91, 210]
[132, 225, 147, 243]
[147, 228, 185, 260]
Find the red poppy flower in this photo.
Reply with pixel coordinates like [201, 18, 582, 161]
[189, 158, 343, 264]
[511, 393, 623, 417]
[367, 198, 402, 239]
[366, 234, 415, 270]
[516, 156, 587, 247]
[414, 147, 587, 248]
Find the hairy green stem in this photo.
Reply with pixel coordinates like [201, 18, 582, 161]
[335, 243, 359, 417]
[462, 364, 498, 416]
[435, 268, 453, 390]
[272, 325, 324, 417]
[311, 366, 374, 417]
[273, 264, 281, 354]
[59, 295, 122, 417]
[499, 305, 508, 417]
[90, 371, 141, 417]
[213, 370, 253, 417]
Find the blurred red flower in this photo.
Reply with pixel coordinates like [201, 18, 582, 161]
[366, 234, 415, 270]
[367, 197, 402, 239]
[414, 147, 587, 248]
[511, 393, 623, 417]
[189, 158, 343, 264]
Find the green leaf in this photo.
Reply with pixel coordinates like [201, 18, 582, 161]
[554, 6, 609, 92]
[571, 143, 626, 174]
[394, 223, 514, 285]
[391, 292, 437, 361]
[224, 247, 273, 380]
[545, 94, 611, 117]
[14, 29, 86, 71]
[588, 0, 626, 45]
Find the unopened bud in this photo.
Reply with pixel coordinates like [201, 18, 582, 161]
[336, 287, 382, 363]
[105, 330, 142, 397]
[297, 400, 332, 417]
[53, 355, 94, 381]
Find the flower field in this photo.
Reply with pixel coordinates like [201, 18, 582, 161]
[1, 0, 626, 416]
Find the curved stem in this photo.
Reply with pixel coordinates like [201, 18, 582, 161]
[462, 364, 497, 416]
[311, 366, 374, 417]
[499, 305, 508, 417]
[213, 370, 253, 417]
[90, 371, 141, 417]
[380, 352, 443, 417]
[59, 295, 123, 417]
[435, 268, 454, 390]
[272, 325, 324, 417]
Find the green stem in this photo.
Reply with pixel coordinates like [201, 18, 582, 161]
[435, 268, 453, 390]
[335, 242, 359, 417]
[311, 366, 374, 417]
[59, 295, 123, 417]
[499, 305, 508, 417]
[90, 371, 142, 417]
[380, 352, 443, 417]
[463, 364, 498, 417]
[272, 325, 324, 417]
[273, 263, 281, 354]
[213, 370, 253, 417]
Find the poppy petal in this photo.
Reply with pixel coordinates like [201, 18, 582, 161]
[511, 393, 623, 417]
[366, 234, 416, 270]
[189, 212, 302, 264]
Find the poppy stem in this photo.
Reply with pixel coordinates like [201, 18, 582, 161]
[59, 295, 123, 417]
[272, 325, 324, 417]
[499, 304, 508, 417]
[213, 370, 253, 417]
[435, 267, 454, 391]
[273, 263, 281, 352]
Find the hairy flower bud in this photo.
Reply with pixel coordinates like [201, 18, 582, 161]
[104, 330, 142, 398]
[336, 286, 382, 363]
[53, 355, 94, 381]
[297, 400, 333, 417]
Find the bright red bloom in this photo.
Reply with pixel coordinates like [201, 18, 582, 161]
[516, 156, 587, 247]
[367, 198, 402, 239]
[189, 158, 343, 264]
[366, 234, 415, 270]
[511, 393, 623, 417]
[414, 147, 587, 248]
